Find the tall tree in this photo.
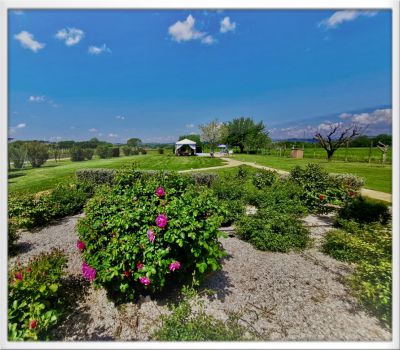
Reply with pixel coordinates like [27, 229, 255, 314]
[127, 138, 142, 149]
[314, 123, 362, 161]
[226, 117, 267, 153]
[199, 119, 227, 155]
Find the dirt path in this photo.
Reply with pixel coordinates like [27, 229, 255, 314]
[9, 214, 391, 341]
[180, 157, 392, 202]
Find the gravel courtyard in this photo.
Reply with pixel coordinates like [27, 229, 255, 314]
[9, 214, 391, 341]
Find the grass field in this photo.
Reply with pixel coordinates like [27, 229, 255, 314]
[267, 147, 392, 163]
[231, 154, 392, 193]
[8, 154, 225, 195]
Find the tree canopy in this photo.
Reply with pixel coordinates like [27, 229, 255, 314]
[225, 117, 270, 153]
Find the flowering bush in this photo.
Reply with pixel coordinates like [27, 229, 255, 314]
[289, 164, 357, 212]
[77, 170, 226, 301]
[8, 250, 66, 340]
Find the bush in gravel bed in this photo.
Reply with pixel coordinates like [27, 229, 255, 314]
[336, 196, 390, 225]
[8, 249, 67, 341]
[323, 220, 392, 325]
[220, 199, 246, 226]
[151, 287, 252, 341]
[246, 181, 307, 216]
[252, 169, 278, 189]
[8, 182, 91, 230]
[349, 260, 392, 326]
[77, 169, 226, 301]
[236, 210, 309, 252]
[8, 219, 20, 254]
[289, 164, 358, 213]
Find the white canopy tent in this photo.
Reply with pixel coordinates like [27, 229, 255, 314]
[175, 138, 197, 156]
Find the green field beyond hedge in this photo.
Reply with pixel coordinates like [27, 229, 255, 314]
[8, 154, 225, 195]
[231, 154, 392, 194]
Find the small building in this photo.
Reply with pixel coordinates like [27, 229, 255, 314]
[175, 138, 197, 156]
[290, 148, 304, 158]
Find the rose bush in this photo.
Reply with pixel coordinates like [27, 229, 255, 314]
[77, 170, 226, 301]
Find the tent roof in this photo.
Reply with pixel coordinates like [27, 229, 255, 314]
[176, 138, 197, 145]
[217, 144, 227, 148]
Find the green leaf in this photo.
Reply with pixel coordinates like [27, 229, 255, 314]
[39, 285, 46, 292]
[49, 284, 58, 293]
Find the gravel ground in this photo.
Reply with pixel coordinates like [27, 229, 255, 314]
[8, 214, 391, 341]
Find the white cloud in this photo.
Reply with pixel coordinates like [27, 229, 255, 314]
[220, 16, 236, 33]
[50, 136, 63, 142]
[317, 122, 340, 131]
[339, 112, 352, 119]
[348, 108, 392, 125]
[319, 10, 378, 29]
[143, 135, 177, 143]
[28, 95, 46, 102]
[9, 123, 27, 135]
[88, 44, 112, 55]
[89, 128, 98, 132]
[13, 10, 24, 15]
[201, 35, 217, 45]
[108, 133, 118, 138]
[115, 115, 125, 120]
[16, 123, 26, 128]
[14, 31, 45, 52]
[186, 123, 195, 129]
[168, 15, 206, 43]
[55, 27, 84, 46]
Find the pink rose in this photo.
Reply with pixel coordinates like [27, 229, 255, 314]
[156, 187, 166, 198]
[76, 240, 86, 251]
[169, 261, 181, 272]
[147, 229, 156, 243]
[82, 262, 96, 282]
[156, 214, 168, 228]
[139, 276, 151, 286]
[136, 262, 144, 270]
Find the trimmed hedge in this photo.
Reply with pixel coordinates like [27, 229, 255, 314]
[75, 168, 219, 188]
[76, 169, 116, 185]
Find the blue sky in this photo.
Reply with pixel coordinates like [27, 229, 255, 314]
[8, 9, 392, 142]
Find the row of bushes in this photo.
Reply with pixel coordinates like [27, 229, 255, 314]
[69, 146, 149, 162]
[323, 197, 392, 325]
[8, 182, 93, 231]
[8, 250, 67, 340]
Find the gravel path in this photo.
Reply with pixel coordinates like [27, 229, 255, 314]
[9, 214, 391, 341]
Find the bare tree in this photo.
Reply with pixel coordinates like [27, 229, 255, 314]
[314, 123, 363, 161]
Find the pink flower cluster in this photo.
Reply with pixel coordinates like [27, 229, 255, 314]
[156, 187, 166, 198]
[139, 276, 151, 286]
[136, 262, 144, 270]
[76, 240, 86, 251]
[156, 214, 168, 228]
[169, 261, 181, 272]
[147, 229, 156, 243]
[82, 262, 96, 282]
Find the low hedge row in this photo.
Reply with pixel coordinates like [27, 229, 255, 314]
[76, 168, 219, 188]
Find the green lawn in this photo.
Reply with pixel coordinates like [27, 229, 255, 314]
[8, 154, 225, 195]
[231, 154, 392, 193]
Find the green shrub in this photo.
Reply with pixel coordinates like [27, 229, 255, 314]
[290, 164, 352, 212]
[336, 196, 390, 225]
[83, 148, 94, 160]
[138, 147, 147, 155]
[237, 165, 250, 180]
[236, 211, 309, 252]
[77, 170, 226, 301]
[8, 219, 20, 254]
[220, 199, 245, 226]
[348, 260, 391, 325]
[211, 175, 246, 201]
[329, 173, 364, 192]
[26, 142, 49, 168]
[96, 145, 110, 159]
[121, 146, 132, 156]
[70, 146, 85, 162]
[9, 143, 27, 169]
[190, 172, 219, 187]
[132, 149, 139, 155]
[76, 168, 116, 186]
[247, 181, 307, 216]
[111, 147, 120, 157]
[252, 170, 278, 189]
[158, 148, 164, 154]
[8, 183, 90, 229]
[8, 250, 67, 340]
[151, 288, 251, 341]
[323, 220, 392, 325]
